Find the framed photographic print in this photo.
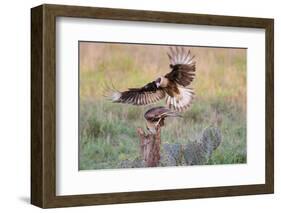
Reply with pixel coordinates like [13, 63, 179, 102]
[31, 4, 274, 208]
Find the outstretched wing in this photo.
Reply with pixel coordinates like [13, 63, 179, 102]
[165, 47, 196, 87]
[111, 81, 166, 105]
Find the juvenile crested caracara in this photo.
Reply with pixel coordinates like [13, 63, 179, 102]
[110, 46, 196, 112]
[144, 106, 181, 133]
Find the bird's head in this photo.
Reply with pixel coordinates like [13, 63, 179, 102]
[155, 76, 167, 88]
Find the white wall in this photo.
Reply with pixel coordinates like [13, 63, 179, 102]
[0, 0, 279, 212]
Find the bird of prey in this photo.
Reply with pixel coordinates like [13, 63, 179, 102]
[144, 106, 182, 133]
[110, 46, 196, 112]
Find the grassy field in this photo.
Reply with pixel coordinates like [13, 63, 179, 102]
[79, 43, 247, 170]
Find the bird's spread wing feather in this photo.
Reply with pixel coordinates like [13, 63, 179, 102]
[111, 82, 166, 105]
[165, 47, 196, 87]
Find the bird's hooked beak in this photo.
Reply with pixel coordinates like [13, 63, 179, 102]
[155, 77, 162, 88]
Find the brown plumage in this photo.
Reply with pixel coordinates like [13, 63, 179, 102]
[110, 46, 196, 111]
[144, 106, 182, 133]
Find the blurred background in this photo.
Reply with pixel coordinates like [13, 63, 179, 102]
[79, 42, 246, 170]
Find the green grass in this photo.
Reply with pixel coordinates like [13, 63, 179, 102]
[79, 98, 246, 170]
[79, 43, 247, 170]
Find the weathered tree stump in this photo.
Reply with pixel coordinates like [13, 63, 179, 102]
[136, 127, 161, 167]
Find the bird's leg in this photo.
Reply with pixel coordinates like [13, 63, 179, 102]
[155, 118, 164, 129]
[155, 118, 161, 128]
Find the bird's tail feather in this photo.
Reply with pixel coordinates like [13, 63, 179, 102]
[161, 110, 182, 118]
[166, 87, 194, 112]
[102, 80, 122, 101]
